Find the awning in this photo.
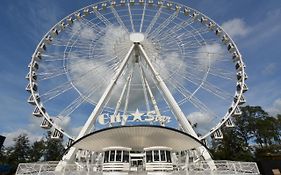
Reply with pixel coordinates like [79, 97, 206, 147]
[68, 125, 207, 152]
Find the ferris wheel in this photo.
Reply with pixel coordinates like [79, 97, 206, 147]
[26, 0, 247, 161]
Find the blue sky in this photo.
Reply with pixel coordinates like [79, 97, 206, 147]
[0, 0, 280, 146]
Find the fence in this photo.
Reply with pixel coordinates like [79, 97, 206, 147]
[16, 160, 260, 175]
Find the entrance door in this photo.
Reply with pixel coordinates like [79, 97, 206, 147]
[130, 153, 145, 171]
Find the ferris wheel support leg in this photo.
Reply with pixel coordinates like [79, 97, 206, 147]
[138, 44, 216, 170]
[56, 44, 136, 170]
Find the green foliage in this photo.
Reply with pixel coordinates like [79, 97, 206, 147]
[0, 132, 65, 174]
[211, 105, 281, 161]
[43, 131, 65, 161]
[29, 139, 45, 162]
[211, 127, 254, 161]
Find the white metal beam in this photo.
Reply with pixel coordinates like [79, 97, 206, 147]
[59, 44, 136, 164]
[138, 44, 197, 137]
[137, 44, 214, 164]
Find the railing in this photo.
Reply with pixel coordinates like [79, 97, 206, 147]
[16, 160, 260, 175]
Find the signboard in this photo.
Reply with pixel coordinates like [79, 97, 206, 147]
[98, 110, 171, 126]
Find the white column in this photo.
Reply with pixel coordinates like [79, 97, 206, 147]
[57, 44, 136, 167]
[138, 44, 214, 164]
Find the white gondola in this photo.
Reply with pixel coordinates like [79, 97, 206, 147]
[184, 8, 190, 16]
[129, 0, 135, 5]
[93, 5, 98, 11]
[237, 71, 248, 82]
[215, 28, 223, 36]
[238, 95, 246, 105]
[236, 82, 248, 93]
[235, 61, 244, 71]
[51, 129, 64, 140]
[148, 0, 154, 5]
[166, 2, 173, 9]
[67, 17, 73, 24]
[243, 83, 248, 93]
[192, 12, 199, 20]
[213, 129, 223, 139]
[32, 106, 46, 118]
[66, 138, 74, 148]
[75, 12, 81, 20]
[233, 93, 246, 105]
[102, 3, 107, 9]
[200, 16, 208, 24]
[120, 0, 126, 5]
[232, 52, 240, 62]
[208, 22, 216, 30]
[201, 139, 208, 146]
[139, 0, 144, 4]
[27, 94, 40, 105]
[44, 35, 52, 45]
[26, 71, 37, 81]
[40, 118, 52, 129]
[31, 61, 39, 71]
[157, 1, 164, 7]
[59, 22, 66, 30]
[83, 8, 89, 16]
[25, 82, 37, 93]
[45, 35, 53, 44]
[33, 52, 42, 61]
[227, 43, 236, 53]
[236, 82, 244, 92]
[222, 35, 230, 45]
[244, 72, 248, 80]
[111, 1, 116, 7]
[233, 107, 242, 116]
[175, 5, 181, 11]
[51, 28, 58, 37]
[38, 43, 46, 53]
[225, 118, 235, 127]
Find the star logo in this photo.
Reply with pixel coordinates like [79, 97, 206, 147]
[131, 108, 144, 122]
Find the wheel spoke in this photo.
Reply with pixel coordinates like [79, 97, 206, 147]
[145, 6, 163, 34]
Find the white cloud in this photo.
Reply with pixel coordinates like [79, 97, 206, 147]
[70, 126, 83, 137]
[240, 9, 281, 47]
[187, 112, 212, 125]
[267, 98, 281, 116]
[222, 18, 250, 38]
[1, 129, 43, 147]
[101, 25, 129, 58]
[53, 116, 71, 129]
[72, 22, 96, 39]
[196, 43, 225, 69]
[187, 112, 214, 135]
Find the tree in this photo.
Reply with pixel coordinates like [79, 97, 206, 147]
[4, 134, 32, 173]
[29, 139, 45, 162]
[43, 131, 65, 161]
[0, 146, 7, 164]
[211, 127, 253, 161]
[211, 105, 281, 161]
[7, 134, 31, 163]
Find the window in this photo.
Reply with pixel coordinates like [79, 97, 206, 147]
[154, 150, 159, 161]
[160, 150, 166, 162]
[166, 151, 171, 163]
[110, 150, 115, 161]
[116, 150, 122, 162]
[104, 151, 109, 163]
[146, 151, 152, 163]
[123, 151, 129, 163]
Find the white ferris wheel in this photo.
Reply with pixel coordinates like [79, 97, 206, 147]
[26, 0, 247, 162]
